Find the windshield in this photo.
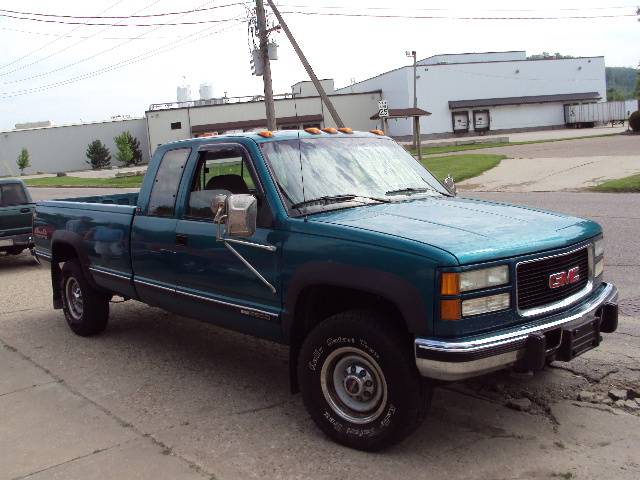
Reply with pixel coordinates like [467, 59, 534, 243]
[0, 183, 29, 207]
[260, 137, 446, 213]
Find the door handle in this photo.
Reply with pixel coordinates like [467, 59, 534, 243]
[20, 208, 31, 213]
[175, 234, 188, 246]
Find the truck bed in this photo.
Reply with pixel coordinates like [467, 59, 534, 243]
[34, 192, 138, 296]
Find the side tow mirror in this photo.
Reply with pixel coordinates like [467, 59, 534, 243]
[210, 193, 257, 238]
[443, 173, 457, 196]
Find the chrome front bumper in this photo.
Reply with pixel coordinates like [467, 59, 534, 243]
[415, 282, 619, 381]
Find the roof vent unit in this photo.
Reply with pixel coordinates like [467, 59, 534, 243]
[177, 84, 191, 103]
[199, 83, 214, 101]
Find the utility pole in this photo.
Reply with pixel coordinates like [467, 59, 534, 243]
[255, 0, 276, 130]
[266, 0, 345, 128]
[406, 49, 421, 161]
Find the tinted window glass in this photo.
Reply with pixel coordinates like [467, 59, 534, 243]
[148, 148, 190, 217]
[0, 183, 28, 206]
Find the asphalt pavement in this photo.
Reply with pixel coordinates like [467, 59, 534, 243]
[1, 190, 639, 479]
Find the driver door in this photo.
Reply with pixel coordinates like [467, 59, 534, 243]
[172, 143, 282, 340]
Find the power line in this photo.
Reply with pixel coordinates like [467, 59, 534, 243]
[0, 0, 126, 72]
[0, 19, 244, 99]
[276, 3, 638, 12]
[0, 26, 177, 40]
[0, 2, 245, 19]
[2, 1, 243, 83]
[0, 12, 246, 27]
[0, 0, 165, 78]
[278, 10, 637, 20]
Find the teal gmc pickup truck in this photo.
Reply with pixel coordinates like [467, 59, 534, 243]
[33, 129, 618, 451]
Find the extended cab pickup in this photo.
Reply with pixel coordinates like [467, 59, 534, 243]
[0, 179, 34, 255]
[33, 130, 618, 451]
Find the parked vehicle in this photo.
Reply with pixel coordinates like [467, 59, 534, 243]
[33, 129, 618, 451]
[564, 100, 629, 128]
[0, 179, 34, 256]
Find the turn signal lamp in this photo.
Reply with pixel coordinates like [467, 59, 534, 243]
[305, 127, 322, 134]
[322, 127, 338, 134]
[338, 127, 353, 134]
[440, 272, 460, 295]
[440, 299, 461, 321]
[257, 130, 273, 138]
[369, 129, 385, 135]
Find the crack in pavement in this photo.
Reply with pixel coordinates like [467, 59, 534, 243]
[549, 364, 620, 384]
[0, 336, 214, 480]
[10, 437, 139, 480]
[0, 380, 60, 398]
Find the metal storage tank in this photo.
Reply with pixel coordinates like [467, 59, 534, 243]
[177, 84, 191, 103]
[199, 83, 214, 100]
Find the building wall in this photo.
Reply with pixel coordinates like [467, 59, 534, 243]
[337, 68, 413, 136]
[341, 56, 607, 136]
[291, 79, 335, 96]
[0, 118, 149, 176]
[418, 51, 526, 65]
[146, 92, 382, 155]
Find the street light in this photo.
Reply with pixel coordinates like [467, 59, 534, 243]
[406, 50, 420, 159]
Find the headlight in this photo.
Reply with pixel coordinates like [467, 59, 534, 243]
[594, 238, 604, 258]
[462, 293, 511, 317]
[441, 265, 509, 294]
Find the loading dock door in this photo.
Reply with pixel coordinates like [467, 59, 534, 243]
[452, 111, 469, 133]
[473, 110, 490, 131]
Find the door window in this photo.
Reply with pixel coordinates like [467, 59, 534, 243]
[147, 148, 191, 217]
[186, 146, 257, 220]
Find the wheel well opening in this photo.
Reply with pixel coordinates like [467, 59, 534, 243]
[52, 242, 78, 264]
[292, 285, 406, 347]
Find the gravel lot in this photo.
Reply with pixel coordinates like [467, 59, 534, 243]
[1, 190, 639, 479]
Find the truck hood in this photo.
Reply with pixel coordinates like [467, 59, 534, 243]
[309, 196, 600, 264]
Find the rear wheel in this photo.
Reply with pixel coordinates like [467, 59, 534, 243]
[61, 260, 110, 336]
[297, 309, 431, 451]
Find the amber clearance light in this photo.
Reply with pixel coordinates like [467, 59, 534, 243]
[322, 127, 338, 134]
[440, 272, 460, 295]
[369, 129, 385, 135]
[338, 127, 353, 134]
[440, 300, 461, 321]
[257, 130, 273, 138]
[305, 127, 322, 134]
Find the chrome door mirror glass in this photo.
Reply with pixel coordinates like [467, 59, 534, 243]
[210, 193, 257, 238]
[443, 173, 457, 196]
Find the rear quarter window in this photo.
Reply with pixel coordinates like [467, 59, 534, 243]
[147, 148, 190, 216]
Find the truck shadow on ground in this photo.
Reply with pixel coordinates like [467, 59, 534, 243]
[0, 252, 39, 274]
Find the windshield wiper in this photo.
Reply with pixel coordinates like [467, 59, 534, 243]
[291, 194, 388, 210]
[385, 187, 435, 197]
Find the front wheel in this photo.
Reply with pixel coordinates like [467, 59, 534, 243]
[297, 310, 431, 451]
[61, 260, 110, 336]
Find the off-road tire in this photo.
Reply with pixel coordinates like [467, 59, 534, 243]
[297, 309, 431, 451]
[61, 260, 109, 336]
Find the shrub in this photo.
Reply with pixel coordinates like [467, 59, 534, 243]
[86, 140, 111, 169]
[16, 148, 31, 175]
[114, 131, 143, 166]
[630, 110, 640, 132]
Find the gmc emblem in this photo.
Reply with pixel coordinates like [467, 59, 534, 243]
[549, 266, 580, 289]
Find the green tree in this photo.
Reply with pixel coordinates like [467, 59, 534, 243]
[114, 132, 134, 166]
[86, 140, 111, 169]
[635, 70, 640, 99]
[128, 133, 143, 165]
[16, 148, 30, 175]
[607, 88, 626, 101]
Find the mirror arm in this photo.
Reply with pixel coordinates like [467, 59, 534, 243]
[223, 241, 277, 294]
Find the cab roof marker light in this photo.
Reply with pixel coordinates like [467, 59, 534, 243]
[369, 129, 385, 135]
[338, 127, 353, 134]
[305, 127, 322, 134]
[257, 130, 273, 138]
[322, 127, 338, 134]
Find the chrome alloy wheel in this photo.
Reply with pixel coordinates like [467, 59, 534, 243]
[65, 277, 84, 321]
[320, 347, 388, 424]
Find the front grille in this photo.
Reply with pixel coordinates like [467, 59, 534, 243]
[517, 247, 589, 311]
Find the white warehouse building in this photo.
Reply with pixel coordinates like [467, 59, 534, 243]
[338, 51, 607, 138]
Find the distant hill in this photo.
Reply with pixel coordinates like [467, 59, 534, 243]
[606, 67, 638, 100]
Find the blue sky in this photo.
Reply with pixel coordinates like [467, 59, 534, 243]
[0, 0, 637, 130]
